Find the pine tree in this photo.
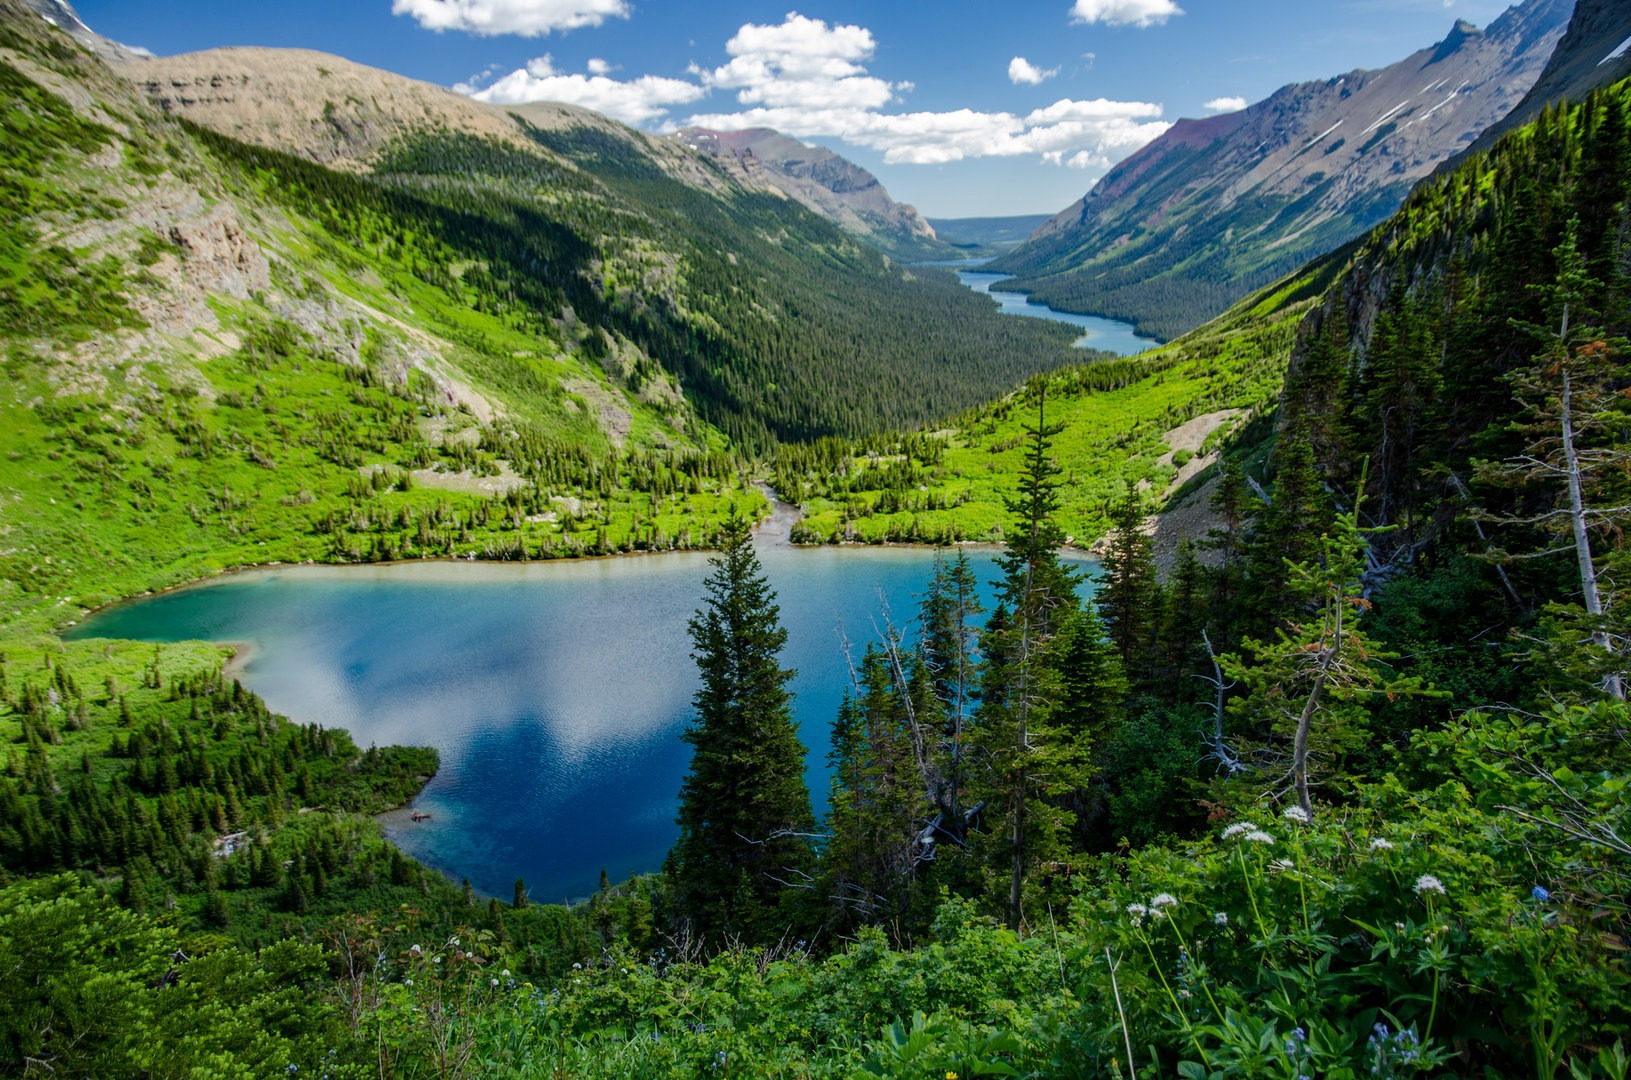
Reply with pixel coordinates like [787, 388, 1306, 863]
[668, 514, 815, 947]
[1475, 222, 1630, 700]
[971, 388, 1089, 930]
[1096, 495, 1160, 673]
[917, 547, 984, 844]
[820, 648, 922, 932]
[1246, 429, 1330, 628]
[1225, 478, 1435, 816]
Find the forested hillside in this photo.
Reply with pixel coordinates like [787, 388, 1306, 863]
[2, 0, 1628, 1073]
[0, 0, 1087, 634]
[990, 0, 1572, 342]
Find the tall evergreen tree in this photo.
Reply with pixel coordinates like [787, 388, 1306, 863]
[668, 514, 816, 947]
[1096, 496, 1161, 673]
[972, 388, 1088, 930]
[918, 547, 985, 841]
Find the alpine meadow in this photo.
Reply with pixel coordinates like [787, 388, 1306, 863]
[2, 0, 1631, 1077]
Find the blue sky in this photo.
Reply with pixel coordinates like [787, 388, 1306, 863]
[77, 0, 1522, 217]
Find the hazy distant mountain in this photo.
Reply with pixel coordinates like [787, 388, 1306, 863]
[927, 215, 1054, 254]
[993, 0, 1571, 341]
[674, 127, 952, 262]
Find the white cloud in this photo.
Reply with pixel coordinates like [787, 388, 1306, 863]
[455, 11, 1170, 171]
[586, 57, 611, 75]
[701, 13, 896, 111]
[1069, 0, 1184, 27]
[679, 12, 1167, 165]
[1204, 95, 1247, 112]
[468, 55, 705, 124]
[392, 0, 629, 37]
[1009, 57, 1059, 85]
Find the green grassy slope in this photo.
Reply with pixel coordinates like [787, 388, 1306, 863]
[775, 251, 1348, 545]
[0, 4, 1094, 635]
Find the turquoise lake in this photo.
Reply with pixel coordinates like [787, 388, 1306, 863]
[68, 543, 1095, 903]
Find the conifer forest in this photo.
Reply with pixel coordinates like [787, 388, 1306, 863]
[1, 1, 1629, 1076]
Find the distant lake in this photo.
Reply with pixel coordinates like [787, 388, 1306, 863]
[68, 544, 1094, 903]
[956, 269, 1159, 356]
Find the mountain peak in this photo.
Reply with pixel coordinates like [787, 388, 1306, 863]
[1431, 18, 1485, 63]
[992, 0, 1570, 342]
[673, 126, 948, 261]
[18, 0, 149, 62]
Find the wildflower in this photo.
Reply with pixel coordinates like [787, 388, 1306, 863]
[1150, 893, 1178, 909]
[1213, 912, 1229, 927]
[1414, 874, 1446, 896]
[1368, 837, 1394, 852]
[1531, 886, 1550, 902]
[409, 943, 422, 954]
[490, 978, 499, 987]
[1222, 822, 1256, 840]
[1271, 858, 1295, 872]
[449, 936, 459, 946]
[1282, 805, 1310, 824]
[501, 969, 510, 978]
[1245, 830, 1275, 844]
[1125, 902, 1149, 917]
[1151, 908, 1167, 920]
[572, 962, 582, 970]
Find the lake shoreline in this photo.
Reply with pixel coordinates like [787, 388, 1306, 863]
[58, 522, 1096, 634]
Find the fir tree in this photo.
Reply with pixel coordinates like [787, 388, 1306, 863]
[668, 514, 815, 947]
[971, 388, 1088, 930]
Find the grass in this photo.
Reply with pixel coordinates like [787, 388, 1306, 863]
[782, 255, 1330, 545]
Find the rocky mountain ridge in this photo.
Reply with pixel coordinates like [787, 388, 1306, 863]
[992, 0, 1572, 342]
[673, 127, 949, 262]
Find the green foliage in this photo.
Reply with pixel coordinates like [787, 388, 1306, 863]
[0, 61, 140, 341]
[780, 256, 1332, 548]
[669, 515, 816, 946]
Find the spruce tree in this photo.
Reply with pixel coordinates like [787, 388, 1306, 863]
[668, 514, 815, 947]
[972, 388, 1089, 930]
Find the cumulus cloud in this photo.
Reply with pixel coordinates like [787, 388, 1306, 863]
[466, 55, 705, 124]
[700, 13, 895, 112]
[1009, 56, 1059, 85]
[1069, 0, 1184, 27]
[392, 0, 629, 37]
[1204, 95, 1247, 112]
[586, 57, 611, 75]
[455, 11, 1170, 170]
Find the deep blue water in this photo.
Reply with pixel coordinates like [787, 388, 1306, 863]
[68, 544, 1094, 902]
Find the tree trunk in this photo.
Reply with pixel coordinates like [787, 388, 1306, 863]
[1559, 364, 1624, 700]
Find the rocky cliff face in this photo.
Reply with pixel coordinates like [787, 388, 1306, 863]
[993, 0, 1572, 342]
[674, 127, 951, 262]
[1442, 0, 1631, 166]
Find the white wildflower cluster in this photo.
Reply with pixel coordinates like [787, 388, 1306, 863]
[1414, 874, 1446, 896]
[1369, 837, 1395, 852]
[1282, 805, 1310, 824]
[1150, 893, 1178, 909]
[1213, 912, 1229, 927]
[1271, 858, 1295, 873]
[1221, 822, 1256, 840]
[1244, 830, 1275, 845]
